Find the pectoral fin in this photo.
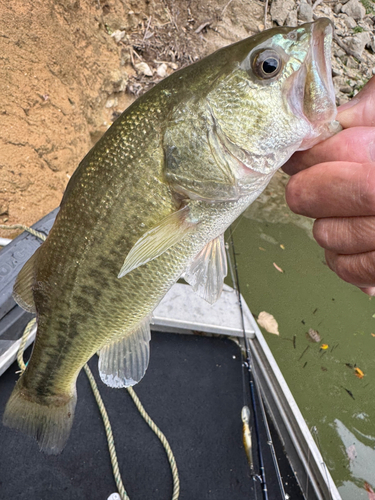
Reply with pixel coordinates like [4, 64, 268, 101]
[184, 234, 227, 305]
[98, 317, 151, 388]
[118, 205, 198, 278]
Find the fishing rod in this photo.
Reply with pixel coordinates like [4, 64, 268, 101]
[227, 227, 287, 500]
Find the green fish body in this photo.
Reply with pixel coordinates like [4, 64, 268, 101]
[3, 19, 339, 453]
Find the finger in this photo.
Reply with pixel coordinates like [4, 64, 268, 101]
[325, 249, 375, 288]
[338, 76, 375, 129]
[313, 216, 375, 254]
[285, 162, 375, 218]
[359, 286, 375, 297]
[283, 127, 375, 175]
[283, 76, 375, 176]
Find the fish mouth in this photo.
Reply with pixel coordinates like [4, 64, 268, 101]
[303, 18, 336, 123]
[289, 18, 339, 150]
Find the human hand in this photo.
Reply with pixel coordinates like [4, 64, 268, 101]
[283, 76, 375, 295]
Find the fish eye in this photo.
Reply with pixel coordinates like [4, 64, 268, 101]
[251, 49, 282, 80]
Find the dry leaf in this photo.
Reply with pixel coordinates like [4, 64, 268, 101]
[273, 262, 284, 273]
[259, 247, 266, 251]
[354, 367, 364, 379]
[320, 344, 329, 350]
[257, 311, 279, 335]
[307, 328, 321, 343]
[371, 333, 375, 337]
[280, 244, 285, 250]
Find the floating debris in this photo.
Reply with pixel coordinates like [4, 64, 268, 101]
[257, 311, 279, 335]
[298, 345, 310, 361]
[273, 262, 284, 273]
[320, 344, 329, 350]
[307, 328, 321, 343]
[354, 367, 365, 379]
[280, 244, 285, 250]
[365, 482, 375, 500]
[342, 386, 355, 400]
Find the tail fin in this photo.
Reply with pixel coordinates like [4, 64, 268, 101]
[3, 378, 77, 454]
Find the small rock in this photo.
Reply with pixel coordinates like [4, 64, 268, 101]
[332, 67, 343, 76]
[346, 56, 360, 69]
[335, 48, 346, 57]
[0, 203, 9, 216]
[167, 62, 179, 70]
[333, 75, 346, 91]
[156, 63, 168, 78]
[111, 30, 126, 43]
[134, 62, 153, 77]
[286, 9, 298, 26]
[341, 0, 366, 20]
[341, 15, 358, 29]
[270, 0, 295, 26]
[334, 3, 343, 14]
[299, 0, 313, 22]
[345, 31, 371, 58]
[320, 5, 332, 15]
[340, 85, 353, 93]
[105, 97, 118, 108]
[361, 18, 374, 29]
[337, 95, 350, 106]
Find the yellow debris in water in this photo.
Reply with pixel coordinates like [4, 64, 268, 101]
[320, 344, 329, 350]
[354, 367, 364, 379]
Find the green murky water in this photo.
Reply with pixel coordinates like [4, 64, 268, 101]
[230, 171, 375, 499]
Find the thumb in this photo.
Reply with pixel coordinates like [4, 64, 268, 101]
[338, 76, 375, 128]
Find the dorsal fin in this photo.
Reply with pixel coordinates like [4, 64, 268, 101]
[98, 317, 151, 388]
[13, 249, 39, 313]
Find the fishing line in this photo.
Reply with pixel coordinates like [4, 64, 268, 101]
[227, 226, 287, 500]
[227, 226, 268, 500]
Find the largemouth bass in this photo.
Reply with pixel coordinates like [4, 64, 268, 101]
[3, 19, 339, 454]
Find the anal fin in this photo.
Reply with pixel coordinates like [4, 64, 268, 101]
[13, 249, 39, 313]
[99, 317, 151, 388]
[184, 234, 227, 305]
